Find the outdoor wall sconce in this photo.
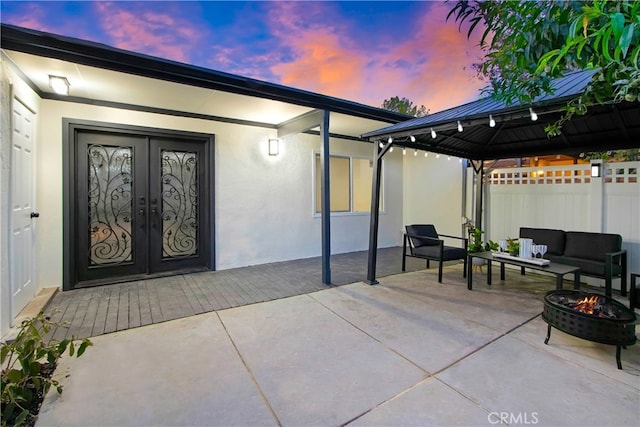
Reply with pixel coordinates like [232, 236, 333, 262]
[49, 75, 70, 95]
[268, 138, 279, 156]
[591, 162, 603, 178]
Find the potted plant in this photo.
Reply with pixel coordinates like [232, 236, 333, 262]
[507, 238, 520, 256]
[468, 228, 499, 270]
[468, 228, 499, 253]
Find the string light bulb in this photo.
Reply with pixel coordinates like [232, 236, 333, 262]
[457, 121, 463, 132]
[529, 108, 538, 121]
[431, 128, 436, 139]
[489, 115, 496, 127]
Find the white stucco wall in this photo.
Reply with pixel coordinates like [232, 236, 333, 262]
[1, 58, 41, 336]
[402, 152, 465, 238]
[34, 100, 404, 289]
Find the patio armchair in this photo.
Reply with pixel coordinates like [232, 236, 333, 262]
[402, 224, 468, 283]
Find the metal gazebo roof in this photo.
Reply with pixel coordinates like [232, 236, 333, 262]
[362, 70, 640, 160]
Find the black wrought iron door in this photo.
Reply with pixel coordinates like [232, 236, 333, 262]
[76, 131, 209, 283]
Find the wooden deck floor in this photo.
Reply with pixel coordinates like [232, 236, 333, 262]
[45, 247, 431, 340]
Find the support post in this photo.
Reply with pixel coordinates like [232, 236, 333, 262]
[366, 141, 391, 285]
[474, 161, 484, 231]
[320, 110, 331, 285]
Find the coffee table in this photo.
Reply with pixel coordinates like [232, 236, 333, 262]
[467, 251, 581, 291]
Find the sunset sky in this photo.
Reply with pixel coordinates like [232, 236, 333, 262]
[1, 1, 487, 113]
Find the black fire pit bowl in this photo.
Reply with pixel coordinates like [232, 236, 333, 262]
[542, 290, 637, 369]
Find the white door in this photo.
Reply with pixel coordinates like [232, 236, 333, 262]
[10, 98, 36, 318]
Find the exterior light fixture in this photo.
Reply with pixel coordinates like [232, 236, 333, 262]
[424, 151, 428, 157]
[457, 121, 463, 132]
[414, 149, 418, 156]
[489, 115, 496, 128]
[49, 75, 70, 95]
[529, 108, 538, 121]
[410, 135, 416, 143]
[436, 153, 440, 158]
[447, 156, 451, 160]
[268, 138, 279, 156]
[591, 162, 602, 178]
[379, 141, 384, 148]
[389, 146, 394, 153]
[388, 136, 393, 144]
[402, 147, 406, 156]
[431, 128, 436, 139]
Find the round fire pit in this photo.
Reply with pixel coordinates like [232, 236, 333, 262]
[542, 290, 637, 369]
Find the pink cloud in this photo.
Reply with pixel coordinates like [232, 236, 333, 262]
[93, 2, 205, 64]
[263, 2, 485, 112]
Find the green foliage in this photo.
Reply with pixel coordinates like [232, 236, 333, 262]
[381, 96, 429, 117]
[507, 238, 520, 256]
[1, 312, 92, 426]
[580, 148, 640, 161]
[448, 0, 640, 134]
[468, 228, 499, 253]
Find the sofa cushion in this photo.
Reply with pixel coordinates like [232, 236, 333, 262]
[519, 227, 565, 256]
[563, 232, 622, 261]
[406, 225, 440, 247]
[553, 256, 622, 277]
[413, 245, 467, 261]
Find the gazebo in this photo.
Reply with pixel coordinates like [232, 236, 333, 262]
[361, 69, 640, 284]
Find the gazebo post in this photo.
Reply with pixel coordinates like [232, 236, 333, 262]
[472, 160, 485, 231]
[366, 141, 392, 285]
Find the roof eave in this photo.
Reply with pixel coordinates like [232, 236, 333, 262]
[0, 23, 412, 124]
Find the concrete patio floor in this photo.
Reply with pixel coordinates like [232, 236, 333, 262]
[36, 265, 639, 427]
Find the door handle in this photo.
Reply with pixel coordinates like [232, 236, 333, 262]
[30, 212, 40, 218]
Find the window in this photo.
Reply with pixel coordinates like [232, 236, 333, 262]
[314, 154, 380, 213]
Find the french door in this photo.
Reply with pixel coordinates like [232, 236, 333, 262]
[70, 125, 212, 287]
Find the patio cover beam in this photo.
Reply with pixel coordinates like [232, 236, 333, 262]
[277, 109, 324, 139]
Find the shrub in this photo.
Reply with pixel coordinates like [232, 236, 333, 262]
[1, 312, 92, 426]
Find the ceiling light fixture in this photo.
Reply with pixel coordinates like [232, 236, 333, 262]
[379, 141, 384, 148]
[388, 136, 393, 144]
[431, 128, 436, 139]
[529, 108, 538, 121]
[489, 115, 496, 128]
[410, 135, 416, 143]
[49, 75, 70, 95]
[457, 121, 463, 132]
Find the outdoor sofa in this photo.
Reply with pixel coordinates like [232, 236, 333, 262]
[519, 227, 627, 297]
